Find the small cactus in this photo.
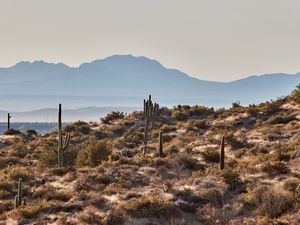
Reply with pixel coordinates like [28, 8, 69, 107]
[220, 136, 225, 170]
[159, 131, 164, 157]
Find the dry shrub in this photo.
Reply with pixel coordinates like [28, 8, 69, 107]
[79, 212, 104, 224]
[172, 110, 189, 121]
[6, 166, 34, 182]
[261, 161, 290, 174]
[120, 195, 178, 219]
[18, 200, 51, 219]
[202, 148, 220, 163]
[220, 169, 240, 188]
[198, 188, 223, 207]
[283, 177, 300, 192]
[247, 185, 294, 218]
[76, 140, 111, 167]
[10, 142, 30, 158]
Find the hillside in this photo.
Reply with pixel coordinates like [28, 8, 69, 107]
[1, 89, 300, 224]
[1, 55, 300, 110]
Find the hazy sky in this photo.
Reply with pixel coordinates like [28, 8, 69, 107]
[0, 0, 299, 81]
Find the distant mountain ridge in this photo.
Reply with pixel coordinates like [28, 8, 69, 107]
[0, 55, 299, 111]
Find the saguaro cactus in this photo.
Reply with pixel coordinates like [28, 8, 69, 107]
[57, 104, 70, 167]
[58, 103, 62, 130]
[14, 178, 23, 208]
[220, 136, 225, 170]
[159, 131, 163, 157]
[7, 113, 11, 130]
[143, 95, 159, 155]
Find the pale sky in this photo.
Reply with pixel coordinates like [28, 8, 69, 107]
[0, 0, 299, 81]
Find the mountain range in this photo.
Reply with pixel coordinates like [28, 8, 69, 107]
[0, 54, 299, 115]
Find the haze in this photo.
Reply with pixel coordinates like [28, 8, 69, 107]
[1, 0, 299, 81]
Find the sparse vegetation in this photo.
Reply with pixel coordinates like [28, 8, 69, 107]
[1, 87, 300, 224]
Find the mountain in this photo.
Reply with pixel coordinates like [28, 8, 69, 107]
[0, 54, 299, 111]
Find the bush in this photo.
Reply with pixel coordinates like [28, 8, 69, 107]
[261, 161, 290, 174]
[101, 111, 125, 124]
[220, 169, 240, 188]
[76, 141, 111, 167]
[253, 187, 294, 218]
[4, 129, 21, 135]
[283, 178, 300, 192]
[7, 166, 34, 182]
[268, 114, 297, 125]
[10, 142, 30, 158]
[35, 142, 57, 168]
[172, 110, 189, 121]
[202, 149, 220, 163]
[120, 195, 178, 219]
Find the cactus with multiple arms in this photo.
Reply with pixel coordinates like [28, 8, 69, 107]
[143, 95, 159, 155]
[220, 135, 225, 170]
[57, 104, 71, 167]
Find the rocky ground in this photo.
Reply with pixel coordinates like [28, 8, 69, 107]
[1, 89, 300, 225]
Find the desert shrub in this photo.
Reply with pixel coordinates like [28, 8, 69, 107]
[283, 177, 300, 192]
[125, 132, 143, 145]
[252, 186, 294, 218]
[35, 142, 57, 168]
[7, 166, 34, 181]
[10, 142, 30, 158]
[173, 154, 201, 171]
[26, 130, 38, 136]
[260, 101, 281, 116]
[79, 212, 104, 224]
[189, 105, 214, 117]
[268, 114, 297, 125]
[77, 124, 91, 135]
[76, 140, 111, 167]
[120, 195, 178, 219]
[105, 209, 125, 225]
[187, 119, 208, 131]
[0, 181, 14, 194]
[198, 188, 223, 207]
[202, 149, 220, 163]
[4, 129, 21, 135]
[172, 110, 189, 121]
[18, 200, 51, 219]
[161, 124, 177, 133]
[225, 132, 246, 149]
[0, 201, 14, 214]
[220, 169, 240, 188]
[261, 161, 290, 174]
[101, 111, 125, 124]
[232, 101, 241, 108]
[290, 84, 300, 103]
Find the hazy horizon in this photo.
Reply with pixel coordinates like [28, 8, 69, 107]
[1, 0, 300, 82]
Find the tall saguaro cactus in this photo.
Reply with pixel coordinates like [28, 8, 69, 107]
[159, 131, 164, 157]
[58, 103, 62, 130]
[143, 95, 159, 155]
[7, 113, 11, 130]
[57, 104, 70, 167]
[220, 136, 225, 170]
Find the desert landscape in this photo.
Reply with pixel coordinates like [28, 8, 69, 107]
[0, 87, 300, 225]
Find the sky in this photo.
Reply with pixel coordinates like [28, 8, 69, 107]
[0, 0, 300, 81]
